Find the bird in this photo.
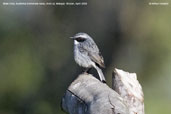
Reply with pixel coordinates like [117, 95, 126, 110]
[70, 32, 106, 83]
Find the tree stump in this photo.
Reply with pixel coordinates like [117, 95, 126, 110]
[61, 68, 144, 114]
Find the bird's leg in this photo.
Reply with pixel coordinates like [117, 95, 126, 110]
[84, 68, 92, 74]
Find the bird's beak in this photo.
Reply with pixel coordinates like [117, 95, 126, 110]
[70, 37, 75, 40]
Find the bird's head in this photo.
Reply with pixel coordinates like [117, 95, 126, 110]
[70, 32, 92, 45]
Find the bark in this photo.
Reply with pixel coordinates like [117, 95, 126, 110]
[61, 68, 144, 114]
[112, 69, 144, 114]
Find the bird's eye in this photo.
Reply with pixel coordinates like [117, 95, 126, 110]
[76, 37, 86, 42]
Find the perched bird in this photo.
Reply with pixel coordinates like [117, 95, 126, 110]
[70, 32, 106, 82]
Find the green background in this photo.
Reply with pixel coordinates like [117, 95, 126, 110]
[0, 0, 171, 114]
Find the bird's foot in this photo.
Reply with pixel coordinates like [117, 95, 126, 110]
[83, 71, 89, 75]
[84, 68, 92, 73]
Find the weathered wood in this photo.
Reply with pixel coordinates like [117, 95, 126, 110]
[62, 73, 129, 114]
[112, 69, 144, 114]
[61, 69, 144, 114]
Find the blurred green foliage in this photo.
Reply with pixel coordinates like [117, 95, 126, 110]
[0, 0, 171, 114]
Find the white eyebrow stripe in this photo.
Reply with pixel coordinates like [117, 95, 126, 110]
[76, 34, 87, 38]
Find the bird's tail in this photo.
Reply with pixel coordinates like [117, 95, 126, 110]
[94, 65, 106, 83]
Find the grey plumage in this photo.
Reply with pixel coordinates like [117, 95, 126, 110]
[70, 32, 106, 82]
